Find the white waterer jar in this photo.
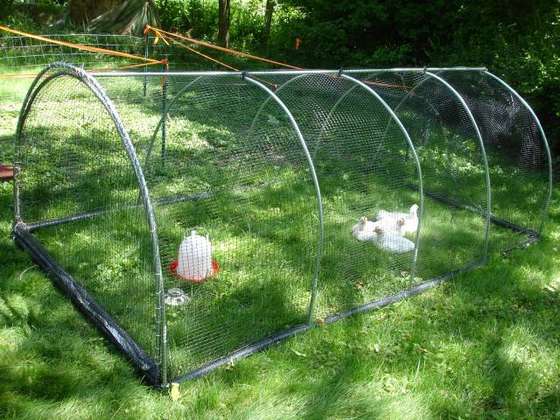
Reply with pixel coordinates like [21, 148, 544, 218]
[176, 230, 212, 281]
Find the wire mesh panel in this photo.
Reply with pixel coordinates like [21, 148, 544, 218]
[87, 72, 168, 155]
[0, 34, 156, 114]
[350, 71, 491, 278]
[0, 34, 143, 69]
[0, 34, 172, 168]
[14, 66, 161, 381]
[437, 70, 552, 250]
[98, 73, 322, 381]
[254, 73, 422, 319]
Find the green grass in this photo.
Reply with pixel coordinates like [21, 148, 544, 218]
[1, 71, 559, 418]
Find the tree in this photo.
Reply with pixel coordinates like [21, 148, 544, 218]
[261, 0, 275, 51]
[0, 0, 15, 20]
[217, 0, 230, 47]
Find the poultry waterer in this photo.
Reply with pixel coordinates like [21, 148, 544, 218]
[170, 230, 219, 283]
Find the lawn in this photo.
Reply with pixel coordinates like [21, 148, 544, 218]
[1, 67, 559, 418]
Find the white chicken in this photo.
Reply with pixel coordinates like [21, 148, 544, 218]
[376, 204, 419, 236]
[351, 217, 376, 241]
[370, 226, 415, 253]
[352, 216, 398, 241]
[352, 218, 415, 254]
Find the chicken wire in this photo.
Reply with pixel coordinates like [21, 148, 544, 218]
[351, 71, 491, 278]
[13, 64, 163, 382]
[0, 34, 147, 70]
[436, 70, 552, 250]
[240, 72, 423, 319]
[11, 63, 552, 387]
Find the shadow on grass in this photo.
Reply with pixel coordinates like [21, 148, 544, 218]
[1, 172, 559, 418]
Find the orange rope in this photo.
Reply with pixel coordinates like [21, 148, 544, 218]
[94, 60, 167, 72]
[145, 26, 409, 91]
[149, 28, 278, 89]
[171, 39, 239, 71]
[0, 25, 408, 92]
[146, 25, 302, 70]
[0, 24, 164, 64]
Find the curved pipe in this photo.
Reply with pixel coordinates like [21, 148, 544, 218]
[249, 72, 401, 160]
[339, 73, 424, 279]
[312, 82, 360, 158]
[243, 75, 325, 326]
[247, 70, 424, 301]
[312, 72, 419, 159]
[352, 69, 492, 260]
[14, 64, 82, 171]
[13, 62, 168, 385]
[374, 74, 443, 149]
[483, 71, 553, 234]
[424, 71, 492, 259]
[295, 72, 424, 277]
[16, 70, 79, 144]
[15, 68, 56, 133]
[14, 68, 77, 222]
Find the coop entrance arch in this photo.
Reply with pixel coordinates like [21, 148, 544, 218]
[483, 70, 553, 233]
[394, 70, 490, 252]
[244, 71, 425, 319]
[145, 72, 325, 311]
[13, 62, 166, 384]
[342, 70, 492, 278]
[247, 70, 425, 272]
[435, 69, 553, 249]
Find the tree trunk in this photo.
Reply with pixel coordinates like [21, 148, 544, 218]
[217, 0, 230, 47]
[261, 0, 275, 51]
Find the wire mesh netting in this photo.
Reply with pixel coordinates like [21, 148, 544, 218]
[249, 73, 422, 317]
[0, 34, 144, 70]
[15, 67, 161, 371]
[11, 64, 553, 387]
[352, 71, 491, 278]
[118, 74, 322, 379]
[436, 70, 551, 249]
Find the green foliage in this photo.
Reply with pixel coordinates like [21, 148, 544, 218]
[0, 0, 66, 31]
[271, 0, 456, 67]
[0, 3, 559, 416]
[155, 0, 206, 34]
[432, 1, 560, 159]
[0, 0, 15, 20]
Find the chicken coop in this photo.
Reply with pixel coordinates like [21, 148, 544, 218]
[11, 62, 552, 387]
